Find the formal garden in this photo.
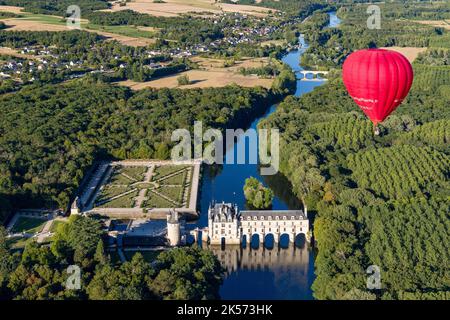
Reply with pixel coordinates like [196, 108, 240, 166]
[93, 164, 194, 209]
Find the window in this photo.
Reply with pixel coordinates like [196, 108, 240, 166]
[283, 216, 286, 220]
[261, 216, 264, 220]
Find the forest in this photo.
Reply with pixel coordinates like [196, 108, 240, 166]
[0, 81, 283, 223]
[259, 2, 450, 300]
[300, 3, 450, 69]
[0, 216, 223, 300]
[0, 0, 110, 15]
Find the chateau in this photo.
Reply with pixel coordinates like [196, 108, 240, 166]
[206, 202, 310, 245]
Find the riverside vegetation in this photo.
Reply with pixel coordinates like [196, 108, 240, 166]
[259, 2, 450, 300]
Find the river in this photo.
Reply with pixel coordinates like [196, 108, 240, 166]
[196, 12, 341, 300]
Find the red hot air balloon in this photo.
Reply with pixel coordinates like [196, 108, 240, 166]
[342, 48, 414, 134]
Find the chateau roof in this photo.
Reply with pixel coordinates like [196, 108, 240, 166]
[209, 202, 238, 220]
[240, 210, 306, 219]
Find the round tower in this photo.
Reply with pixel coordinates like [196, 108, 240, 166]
[166, 210, 181, 246]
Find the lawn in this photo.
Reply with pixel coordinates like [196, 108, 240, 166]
[158, 186, 183, 205]
[153, 165, 189, 179]
[159, 170, 186, 185]
[96, 185, 130, 203]
[120, 166, 147, 181]
[136, 182, 154, 189]
[97, 190, 138, 208]
[11, 217, 47, 234]
[145, 191, 175, 208]
[49, 220, 67, 233]
[108, 167, 135, 184]
[6, 236, 34, 249]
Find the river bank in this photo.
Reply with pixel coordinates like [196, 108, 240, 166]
[196, 12, 341, 300]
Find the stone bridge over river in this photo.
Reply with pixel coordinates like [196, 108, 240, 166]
[297, 70, 329, 81]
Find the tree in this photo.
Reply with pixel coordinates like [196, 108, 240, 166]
[154, 142, 170, 160]
[243, 177, 274, 209]
[150, 247, 223, 300]
[51, 215, 104, 267]
[177, 74, 190, 86]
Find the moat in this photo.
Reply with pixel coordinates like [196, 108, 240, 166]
[197, 12, 341, 300]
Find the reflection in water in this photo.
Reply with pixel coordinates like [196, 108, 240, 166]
[209, 245, 314, 300]
[261, 170, 303, 209]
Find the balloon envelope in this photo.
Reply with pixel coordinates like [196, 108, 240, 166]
[342, 48, 414, 125]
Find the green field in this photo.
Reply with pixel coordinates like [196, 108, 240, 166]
[15, 12, 67, 25]
[11, 217, 47, 234]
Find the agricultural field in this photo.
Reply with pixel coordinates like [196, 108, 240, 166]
[103, 0, 273, 17]
[380, 46, 427, 63]
[414, 20, 450, 30]
[0, 5, 156, 47]
[117, 57, 274, 89]
[347, 145, 450, 200]
[92, 163, 193, 210]
[0, 46, 38, 59]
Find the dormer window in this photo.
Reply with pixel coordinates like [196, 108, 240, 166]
[260, 216, 264, 220]
[283, 216, 286, 220]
